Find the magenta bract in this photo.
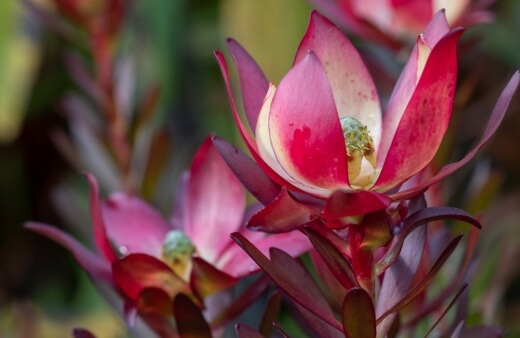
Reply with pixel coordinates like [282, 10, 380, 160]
[26, 136, 311, 302]
[217, 11, 461, 200]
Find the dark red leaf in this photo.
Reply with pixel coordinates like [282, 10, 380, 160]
[210, 275, 270, 329]
[259, 291, 283, 337]
[212, 136, 281, 205]
[323, 190, 392, 220]
[376, 234, 463, 324]
[136, 287, 173, 317]
[25, 222, 112, 282]
[174, 294, 212, 338]
[190, 257, 238, 299]
[294, 302, 345, 338]
[112, 253, 191, 301]
[342, 288, 376, 338]
[424, 284, 468, 338]
[235, 324, 264, 338]
[304, 227, 359, 290]
[248, 188, 320, 233]
[231, 233, 342, 331]
[376, 207, 480, 274]
[136, 288, 177, 338]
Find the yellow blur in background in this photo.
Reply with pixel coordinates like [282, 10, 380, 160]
[0, 0, 41, 144]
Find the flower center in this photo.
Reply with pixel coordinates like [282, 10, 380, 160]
[340, 116, 376, 182]
[162, 230, 195, 279]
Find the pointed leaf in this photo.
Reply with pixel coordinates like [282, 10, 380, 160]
[376, 234, 463, 324]
[136, 287, 173, 317]
[212, 136, 280, 205]
[294, 302, 345, 338]
[210, 275, 270, 329]
[135, 288, 178, 338]
[226, 38, 269, 131]
[304, 227, 359, 290]
[248, 188, 320, 233]
[306, 220, 351, 258]
[25, 222, 112, 282]
[375, 224, 426, 336]
[259, 291, 283, 337]
[174, 294, 212, 338]
[376, 207, 480, 274]
[112, 253, 191, 300]
[217, 230, 312, 278]
[235, 324, 264, 338]
[424, 284, 468, 338]
[323, 190, 392, 220]
[342, 288, 376, 338]
[231, 233, 342, 331]
[190, 257, 238, 299]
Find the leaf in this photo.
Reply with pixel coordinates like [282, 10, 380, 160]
[112, 253, 191, 301]
[212, 136, 281, 205]
[210, 275, 270, 329]
[294, 302, 345, 338]
[231, 233, 343, 331]
[174, 294, 212, 338]
[342, 288, 376, 338]
[376, 207, 480, 274]
[304, 227, 359, 290]
[248, 188, 320, 233]
[424, 284, 468, 338]
[375, 223, 426, 337]
[323, 190, 392, 220]
[190, 257, 238, 299]
[235, 324, 264, 338]
[136, 287, 173, 317]
[24, 222, 112, 282]
[376, 234, 463, 324]
[259, 291, 283, 337]
[136, 288, 177, 338]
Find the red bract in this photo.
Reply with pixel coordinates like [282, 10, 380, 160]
[215, 10, 519, 226]
[26, 137, 310, 302]
[310, 0, 493, 49]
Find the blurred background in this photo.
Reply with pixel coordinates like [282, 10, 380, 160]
[0, 0, 519, 337]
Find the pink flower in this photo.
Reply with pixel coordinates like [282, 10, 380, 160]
[217, 11, 461, 199]
[26, 137, 310, 303]
[215, 10, 518, 227]
[311, 0, 493, 48]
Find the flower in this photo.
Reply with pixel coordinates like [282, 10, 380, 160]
[310, 0, 493, 48]
[26, 137, 310, 302]
[217, 10, 461, 200]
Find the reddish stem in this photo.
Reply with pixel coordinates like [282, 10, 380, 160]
[348, 225, 374, 298]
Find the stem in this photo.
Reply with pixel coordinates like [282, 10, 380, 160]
[348, 225, 375, 298]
